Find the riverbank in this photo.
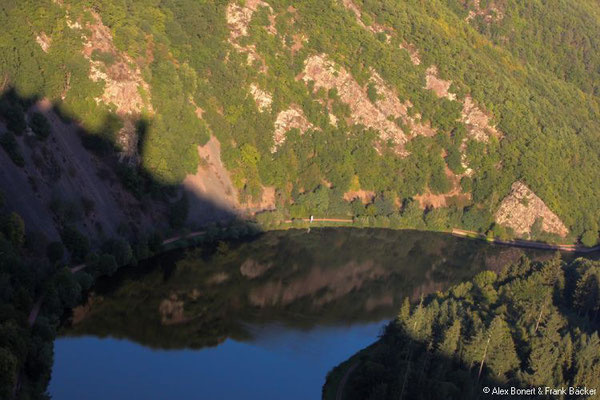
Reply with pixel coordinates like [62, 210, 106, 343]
[278, 218, 599, 253]
[17, 223, 598, 399]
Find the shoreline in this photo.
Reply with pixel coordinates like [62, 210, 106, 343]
[279, 218, 600, 254]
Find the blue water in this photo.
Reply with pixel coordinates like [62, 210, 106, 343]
[49, 322, 384, 400]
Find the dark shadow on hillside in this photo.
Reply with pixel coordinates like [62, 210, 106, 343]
[0, 87, 255, 250]
[330, 325, 541, 400]
[324, 257, 600, 400]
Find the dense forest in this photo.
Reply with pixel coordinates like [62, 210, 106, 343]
[1, 0, 600, 398]
[324, 255, 600, 400]
[1, 0, 599, 246]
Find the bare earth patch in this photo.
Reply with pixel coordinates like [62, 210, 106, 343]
[425, 66, 456, 101]
[159, 294, 186, 325]
[461, 95, 501, 142]
[249, 83, 273, 112]
[272, 105, 314, 152]
[495, 181, 568, 238]
[36, 32, 52, 53]
[301, 54, 410, 153]
[290, 33, 307, 55]
[341, 0, 391, 40]
[399, 42, 421, 65]
[423, 64, 501, 143]
[343, 190, 376, 204]
[226, 0, 273, 73]
[82, 12, 152, 116]
[370, 71, 435, 138]
[67, 10, 154, 160]
[414, 166, 471, 209]
[184, 136, 276, 222]
[464, 0, 504, 23]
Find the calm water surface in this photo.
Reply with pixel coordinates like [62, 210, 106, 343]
[49, 228, 555, 399]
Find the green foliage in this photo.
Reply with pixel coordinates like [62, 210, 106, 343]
[333, 255, 600, 399]
[101, 238, 134, 266]
[169, 194, 189, 229]
[29, 112, 52, 140]
[1, 0, 600, 241]
[461, 206, 492, 233]
[0, 132, 25, 167]
[1, 212, 25, 248]
[60, 226, 90, 263]
[581, 230, 599, 247]
[91, 49, 116, 66]
[0, 94, 27, 135]
[96, 253, 119, 277]
[366, 82, 379, 103]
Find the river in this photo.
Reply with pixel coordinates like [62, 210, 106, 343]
[49, 228, 559, 399]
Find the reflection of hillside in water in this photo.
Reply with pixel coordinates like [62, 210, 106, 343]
[62, 228, 552, 350]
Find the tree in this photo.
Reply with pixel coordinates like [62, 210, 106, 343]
[53, 267, 82, 309]
[169, 194, 189, 229]
[1, 212, 25, 247]
[438, 319, 461, 358]
[101, 238, 133, 266]
[29, 112, 51, 140]
[581, 230, 599, 247]
[0, 347, 18, 399]
[96, 254, 119, 277]
[61, 226, 90, 263]
[46, 241, 64, 263]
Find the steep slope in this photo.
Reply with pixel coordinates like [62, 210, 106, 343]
[323, 256, 600, 400]
[1, 0, 600, 246]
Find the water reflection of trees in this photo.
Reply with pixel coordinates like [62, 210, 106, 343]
[62, 228, 552, 350]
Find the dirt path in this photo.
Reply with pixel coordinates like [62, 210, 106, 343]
[451, 229, 600, 253]
[284, 218, 354, 223]
[336, 363, 358, 400]
[27, 298, 43, 327]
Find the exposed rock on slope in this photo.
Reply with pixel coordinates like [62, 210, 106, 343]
[461, 95, 501, 142]
[81, 12, 152, 116]
[302, 54, 410, 152]
[36, 32, 52, 53]
[425, 66, 456, 101]
[272, 105, 314, 152]
[249, 83, 273, 112]
[464, 0, 504, 23]
[495, 181, 568, 238]
[424, 64, 500, 142]
[226, 0, 272, 72]
[184, 136, 276, 223]
[62, 9, 154, 161]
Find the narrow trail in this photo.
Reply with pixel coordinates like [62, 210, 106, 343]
[336, 363, 358, 400]
[451, 229, 600, 253]
[284, 218, 353, 223]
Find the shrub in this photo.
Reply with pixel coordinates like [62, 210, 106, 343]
[29, 112, 51, 140]
[46, 241, 64, 263]
[581, 230, 599, 247]
[0, 132, 25, 167]
[60, 226, 90, 263]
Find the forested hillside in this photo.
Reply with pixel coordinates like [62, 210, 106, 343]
[324, 255, 600, 400]
[1, 0, 600, 243]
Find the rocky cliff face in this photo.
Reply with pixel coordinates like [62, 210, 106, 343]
[3, 0, 599, 245]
